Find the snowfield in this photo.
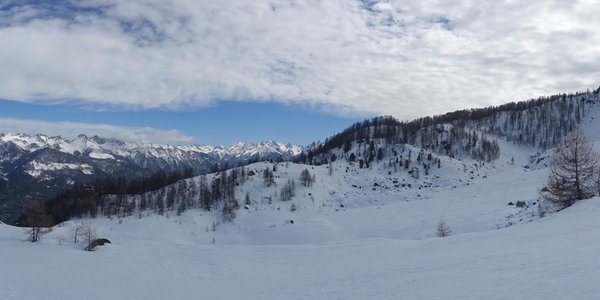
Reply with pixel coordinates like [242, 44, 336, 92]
[26, 161, 94, 178]
[2, 147, 600, 299]
[1, 198, 600, 299]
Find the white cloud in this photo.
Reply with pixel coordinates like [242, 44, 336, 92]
[0, 117, 195, 144]
[0, 0, 599, 120]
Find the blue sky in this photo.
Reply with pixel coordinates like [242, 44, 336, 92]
[1, 1, 599, 145]
[0, 99, 367, 145]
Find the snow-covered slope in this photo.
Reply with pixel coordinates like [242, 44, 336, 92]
[1, 162, 599, 299]
[110, 136, 541, 244]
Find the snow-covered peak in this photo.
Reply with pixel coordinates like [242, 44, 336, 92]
[0, 133, 63, 151]
[0, 132, 302, 163]
[176, 141, 302, 160]
[221, 140, 302, 158]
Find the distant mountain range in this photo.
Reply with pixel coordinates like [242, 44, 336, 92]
[0, 133, 301, 223]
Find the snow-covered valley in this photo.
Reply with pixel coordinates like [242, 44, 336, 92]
[3, 90, 600, 299]
[4, 142, 599, 299]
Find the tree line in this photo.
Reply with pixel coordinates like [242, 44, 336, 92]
[18, 168, 194, 226]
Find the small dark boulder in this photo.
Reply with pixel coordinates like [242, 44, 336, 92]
[515, 201, 527, 208]
[87, 238, 111, 250]
[508, 202, 514, 206]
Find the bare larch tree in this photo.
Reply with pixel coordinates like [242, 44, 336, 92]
[542, 129, 598, 209]
[436, 220, 451, 237]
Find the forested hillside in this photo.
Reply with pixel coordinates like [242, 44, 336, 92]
[301, 87, 600, 164]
